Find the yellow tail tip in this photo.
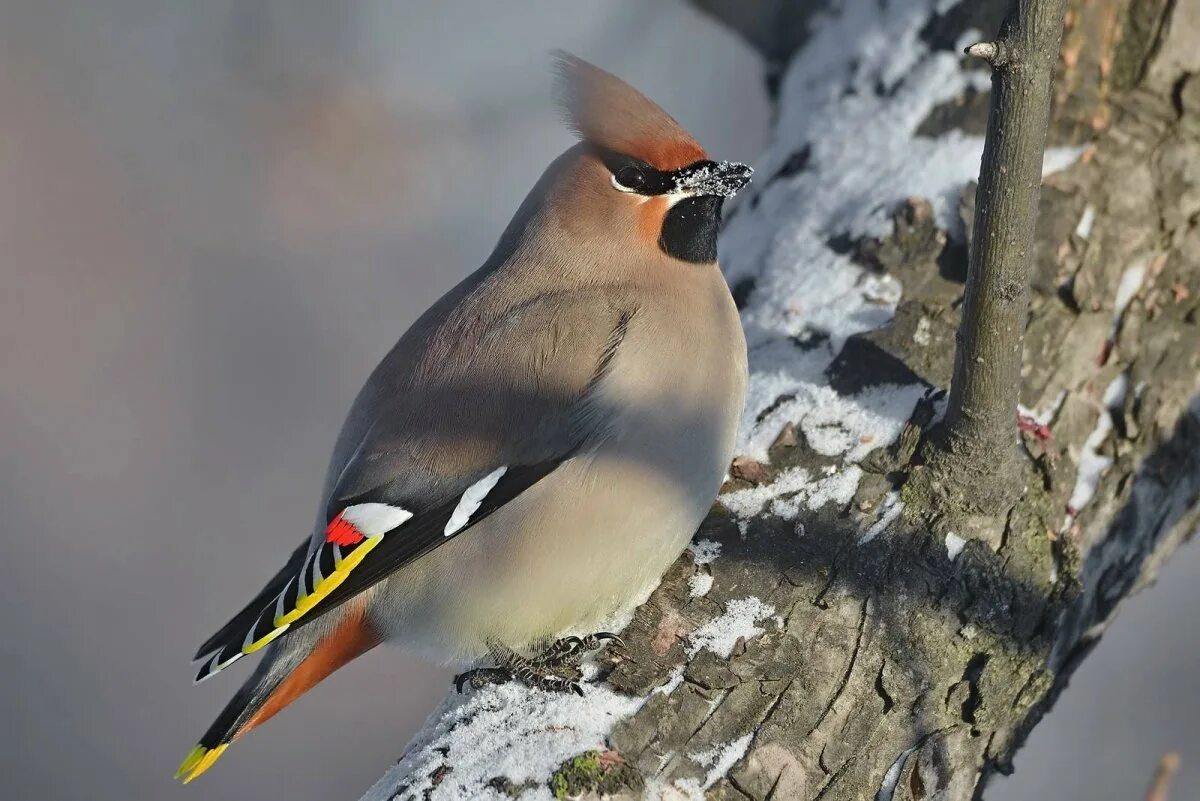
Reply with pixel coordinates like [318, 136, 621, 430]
[175, 746, 206, 779]
[175, 743, 228, 783]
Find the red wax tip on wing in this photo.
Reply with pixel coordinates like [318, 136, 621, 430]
[326, 513, 365, 546]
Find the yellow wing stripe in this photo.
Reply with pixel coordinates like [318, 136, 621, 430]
[243, 621, 291, 655]
[192, 535, 387, 683]
[178, 524, 399, 782]
[274, 535, 383, 627]
[242, 536, 381, 652]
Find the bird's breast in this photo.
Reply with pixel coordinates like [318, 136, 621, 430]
[589, 269, 746, 513]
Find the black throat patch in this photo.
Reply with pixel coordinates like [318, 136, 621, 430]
[658, 195, 723, 263]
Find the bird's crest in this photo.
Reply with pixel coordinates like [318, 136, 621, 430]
[554, 51, 706, 171]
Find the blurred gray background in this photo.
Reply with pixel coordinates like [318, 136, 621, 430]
[0, 2, 1193, 800]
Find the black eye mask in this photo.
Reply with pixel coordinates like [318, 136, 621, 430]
[594, 148, 752, 198]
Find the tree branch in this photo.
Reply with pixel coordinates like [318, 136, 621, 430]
[363, 2, 1200, 799]
[924, 0, 1070, 513]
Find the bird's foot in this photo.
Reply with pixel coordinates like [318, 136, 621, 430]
[454, 656, 582, 696]
[452, 634, 622, 696]
[534, 632, 624, 668]
[492, 644, 583, 695]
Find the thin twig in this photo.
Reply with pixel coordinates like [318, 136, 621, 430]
[923, 0, 1069, 512]
[1145, 752, 1181, 801]
[965, 41, 1009, 67]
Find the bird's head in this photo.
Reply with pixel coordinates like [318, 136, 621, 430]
[549, 53, 752, 265]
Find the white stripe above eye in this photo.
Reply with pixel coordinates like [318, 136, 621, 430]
[444, 466, 508, 537]
[341, 503, 414, 537]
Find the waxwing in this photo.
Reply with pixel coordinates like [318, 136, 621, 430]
[177, 52, 751, 782]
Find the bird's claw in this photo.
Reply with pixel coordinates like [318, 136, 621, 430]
[581, 632, 624, 650]
[453, 632, 623, 695]
[536, 675, 584, 696]
[535, 631, 624, 667]
[453, 664, 582, 696]
[453, 667, 511, 693]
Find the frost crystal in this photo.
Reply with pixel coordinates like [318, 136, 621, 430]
[674, 160, 754, 198]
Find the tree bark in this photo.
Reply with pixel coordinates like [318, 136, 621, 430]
[925, 0, 1068, 512]
[364, 1, 1200, 799]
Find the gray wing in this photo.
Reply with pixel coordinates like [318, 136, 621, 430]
[327, 284, 636, 511]
[192, 286, 637, 679]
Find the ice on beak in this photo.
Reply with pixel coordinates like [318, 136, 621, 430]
[674, 160, 753, 198]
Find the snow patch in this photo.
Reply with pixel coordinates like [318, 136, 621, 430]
[688, 572, 715, 598]
[1103, 371, 1129, 409]
[738, 379, 928, 465]
[1018, 388, 1067, 428]
[860, 492, 904, 544]
[656, 667, 686, 696]
[1064, 373, 1129, 525]
[1074, 204, 1096, 240]
[721, 465, 862, 520]
[362, 682, 643, 801]
[689, 733, 756, 789]
[686, 597, 777, 658]
[721, 0, 1081, 469]
[877, 745, 919, 801]
[805, 384, 928, 460]
[1113, 257, 1149, 323]
[944, 532, 966, 561]
[913, 316, 933, 346]
[658, 779, 705, 801]
[688, 539, 722, 565]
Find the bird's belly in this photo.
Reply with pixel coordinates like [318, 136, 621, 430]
[374, 417, 731, 663]
[374, 276, 747, 663]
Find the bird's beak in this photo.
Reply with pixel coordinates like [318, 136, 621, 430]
[673, 160, 753, 198]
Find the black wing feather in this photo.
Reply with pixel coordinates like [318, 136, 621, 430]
[312, 458, 568, 620]
[193, 538, 310, 660]
[189, 456, 572, 674]
[189, 300, 633, 673]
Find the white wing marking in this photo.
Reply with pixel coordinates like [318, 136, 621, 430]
[444, 466, 508, 536]
[341, 503, 414, 537]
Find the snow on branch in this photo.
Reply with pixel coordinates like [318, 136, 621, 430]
[358, 0, 1200, 797]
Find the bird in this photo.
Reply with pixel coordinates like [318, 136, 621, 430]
[176, 52, 751, 783]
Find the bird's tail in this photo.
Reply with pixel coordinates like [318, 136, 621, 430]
[176, 604, 380, 783]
